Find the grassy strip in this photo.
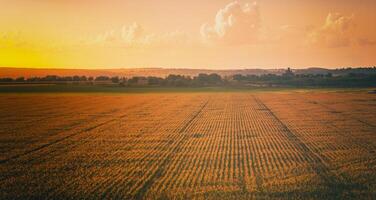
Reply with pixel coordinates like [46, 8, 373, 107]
[0, 84, 374, 94]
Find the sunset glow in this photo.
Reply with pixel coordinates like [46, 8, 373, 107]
[1, 0, 375, 69]
[1, 2, 376, 199]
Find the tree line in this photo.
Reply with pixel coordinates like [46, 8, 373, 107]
[231, 68, 376, 87]
[1, 69, 376, 87]
[0, 73, 224, 87]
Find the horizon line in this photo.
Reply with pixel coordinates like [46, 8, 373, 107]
[1, 66, 376, 71]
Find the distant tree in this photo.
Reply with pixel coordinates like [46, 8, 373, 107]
[260, 74, 278, 81]
[192, 73, 223, 86]
[246, 75, 258, 81]
[0, 77, 13, 82]
[80, 76, 88, 81]
[208, 73, 222, 84]
[27, 77, 40, 82]
[193, 73, 209, 86]
[15, 77, 25, 82]
[73, 75, 81, 81]
[166, 74, 191, 86]
[325, 73, 333, 78]
[95, 76, 110, 81]
[119, 77, 128, 86]
[233, 74, 244, 81]
[147, 76, 164, 85]
[127, 76, 148, 86]
[111, 76, 120, 83]
[65, 76, 73, 81]
[127, 77, 139, 85]
[44, 75, 58, 81]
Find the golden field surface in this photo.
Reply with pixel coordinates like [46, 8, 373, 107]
[1, 90, 376, 199]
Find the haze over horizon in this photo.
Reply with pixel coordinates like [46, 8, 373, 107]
[1, 0, 376, 69]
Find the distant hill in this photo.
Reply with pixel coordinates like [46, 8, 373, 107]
[294, 67, 376, 76]
[0, 68, 120, 79]
[0, 67, 375, 78]
[294, 68, 331, 75]
[0, 67, 278, 78]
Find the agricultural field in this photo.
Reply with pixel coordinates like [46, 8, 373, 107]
[1, 90, 376, 199]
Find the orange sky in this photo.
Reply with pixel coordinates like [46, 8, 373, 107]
[0, 0, 375, 69]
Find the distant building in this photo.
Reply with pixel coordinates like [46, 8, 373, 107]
[283, 67, 294, 77]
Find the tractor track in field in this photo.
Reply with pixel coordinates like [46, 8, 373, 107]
[299, 94, 376, 129]
[0, 98, 174, 183]
[2, 93, 375, 199]
[74, 96, 206, 199]
[0, 119, 121, 183]
[0, 116, 118, 165]
[252, 95, 360, 198]
[133, 100, 209, 200]
[0, 98, 107, 133]
[310, 98, 376, 128]
[294, 95, 376, 153]
[0, 97, 164, 166]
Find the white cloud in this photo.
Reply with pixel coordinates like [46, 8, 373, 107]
[93, 22, 145, 46]
[91, 23, 190, 48]
[200, 1, 261, 45]
[121, 23, 144, 43]
[307, 13, 355, 48]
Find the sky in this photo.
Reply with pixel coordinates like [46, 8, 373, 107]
[0, 0, 375, 69]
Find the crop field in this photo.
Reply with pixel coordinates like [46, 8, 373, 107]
[1, 90, 376, 199]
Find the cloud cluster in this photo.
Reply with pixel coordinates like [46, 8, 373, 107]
[200, 1, 261, 45]
[93, 23, 146, 46]
[88, 6, 375, 50]
[92, 23, 190, 48]
[307, 13, 355, 48]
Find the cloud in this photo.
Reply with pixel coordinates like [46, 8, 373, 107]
[91, 23, 190, 48]
[93, 23, 146, 46]
[307, 13, 355, 48]
[121, 23, 144, 43]
[357, 38, 376, 46]
[200, 1, 261, 45]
